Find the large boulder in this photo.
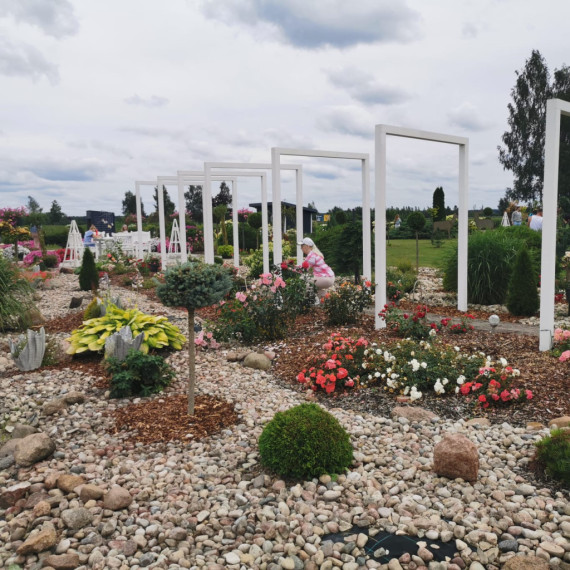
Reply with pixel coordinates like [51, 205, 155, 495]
[17, 522, 58, 554]
[14, 432, 55, 467]
[391, 406, 438, 423]
[243, 352, 271, 371]
[502, 555, 549, 570]
[103, 485, 133, 510]
[433, 432, 479, 483]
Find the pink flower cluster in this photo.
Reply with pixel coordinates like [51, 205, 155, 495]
[260, 273, 286, 292]
[194, 330, 220, 350]
[554, 328, 570, 362]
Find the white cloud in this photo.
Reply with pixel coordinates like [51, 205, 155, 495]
[124, 94, 169, 108]
[196, 0, 421, 48]
[447, 102, 493, 132]
[316, 106, 374, 139]
[0, 0, 79, 38]
[0, 36, 59, 83]
[326, 67, 411, 104]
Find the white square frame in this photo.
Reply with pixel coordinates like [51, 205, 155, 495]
[271, 148, 371, 278]
[375, 125, 469, 329]
[203, 162, 303, 269]
[539, 98, 570, 350]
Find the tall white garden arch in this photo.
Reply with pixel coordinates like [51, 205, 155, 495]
[539, 98, 570, 350]
[135, 180, 157, 259]
[271, 148, 371, 276]
[202, 162, 304, 267]
[375, 126, 469, 329]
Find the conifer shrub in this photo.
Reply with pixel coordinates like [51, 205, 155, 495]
[506, 247, 539, 316]
[532, 429, 570, 485]
[79, 247, 99, 291]
[105, 349, 175, 398]
[258, 403, 353, 479]
[83, 297, 102, 320]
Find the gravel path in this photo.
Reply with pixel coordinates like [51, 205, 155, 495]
[0, 273, 569, 570]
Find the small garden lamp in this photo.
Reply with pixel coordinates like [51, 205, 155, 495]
[489, 314, 500, 332]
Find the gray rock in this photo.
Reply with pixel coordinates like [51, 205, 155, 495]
[11, 423, 37, 439]
[61, 507, 94, 530]
[498, 539, 519, 552]
[243, 352, 272, 371]
[13, 432, 55, 466]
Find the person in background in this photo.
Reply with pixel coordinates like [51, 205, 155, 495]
[84, 224, 98, 247]
[121, 224, 129, 232]
[511, 206, 522, 226]
[529, 209, 543, 231]
[298, 237, 335, 302]
[394, 214, 401, 229]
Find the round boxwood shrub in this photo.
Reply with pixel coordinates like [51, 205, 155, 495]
[259, 403, 353, 479]
[532, 429, 570, 485]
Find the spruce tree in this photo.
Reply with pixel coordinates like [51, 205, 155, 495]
[79, 248, 99, 292]
[506, 247, 539, 316]
[432, 187, 445, 221]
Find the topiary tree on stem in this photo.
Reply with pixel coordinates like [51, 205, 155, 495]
[156, 261, 233, 415]
[406, 212, 426, 273]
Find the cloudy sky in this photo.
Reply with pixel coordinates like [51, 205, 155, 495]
[1, 0, 569, 218]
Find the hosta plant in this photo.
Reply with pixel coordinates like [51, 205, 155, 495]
[66, 304, 185, 355]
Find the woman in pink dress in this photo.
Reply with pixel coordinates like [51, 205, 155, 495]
[298, 237, 335, 300]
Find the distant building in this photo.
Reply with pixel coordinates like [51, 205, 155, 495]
[248, 201, 318, 235]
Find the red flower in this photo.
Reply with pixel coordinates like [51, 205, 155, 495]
[302, 261, 309, 269]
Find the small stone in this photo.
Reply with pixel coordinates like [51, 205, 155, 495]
[80, 484, 104, 502]
[61, 507, 94, 530]
[13, 432, 55, 466]
[548, 416, 570, 428]
[43, 398, 67, 416]
[498, 540, 518, 552]
[57, 473, 86, 493]
[43, 552, 81, 570]
[433, 432, 479, 482]
[0, 481, 31, 507]
[224, 551, 241, 565]
[103, 485, 133, 510]
[17, 522, 58, 554]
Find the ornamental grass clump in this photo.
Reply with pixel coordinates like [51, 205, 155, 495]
[321, 280, 374, 326]
[0, 255, 36, 332]
[532, 429, 570, 486]
[297, 333, 369, 394]
[156, 261, 233, 414]
[259, 403, 353, 480]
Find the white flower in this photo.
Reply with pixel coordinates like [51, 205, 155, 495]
[421, 362, 427, 369]
[454, 346, 460, 352]
[410, 359, 420, 372]
[457, 375, 466, 385]
[374, 371, 381, 378]
[376, 348, 382, 355]
[442, 378, 449, 385]
[410, 386, 423, 401]
[362, 362, 367, 369]
[410, 351, 415, 356]
[434, 379, 445, 395]
[455, 386, 460, 393]
[368, 374, 373, 380]
[391, 373, 399, 379]
[500, 357, 508, 367]
[429, 328, 437, 337]
[404, 386, 410, 395]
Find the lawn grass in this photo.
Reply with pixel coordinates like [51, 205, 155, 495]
[386, 238, 456, 269]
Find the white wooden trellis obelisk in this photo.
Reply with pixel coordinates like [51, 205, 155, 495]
[168, 218, 182, 259]
[501, 211, 511, 227]
[61, 220, 84, 268]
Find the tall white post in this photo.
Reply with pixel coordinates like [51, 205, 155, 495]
[539, 99, 564, 351]
[177, 178, 187, 260]
[375, 126, 388, 329]
[156, 180, 167, 271]
[295, 167, 303, 264]
[362, 157, 372, 280]
[458, 143, 469, 311]
[261, 174, 269, 274]
[271, 148, 283, 265]
[203, 169, 214, 264]
[135, 181, 144, 259]
[232, 180, 239, 267]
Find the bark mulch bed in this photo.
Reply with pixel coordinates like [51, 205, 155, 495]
[108, 394, 238, 444]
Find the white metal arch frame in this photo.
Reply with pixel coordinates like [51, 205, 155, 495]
[203, 162, 303, 267]
[135, 180, 158, 259]
[375, 125, 469, 329]
[271, 148, 371, 277]
[180, 170, 268, 270]
[177, 171, 240, 264]
[539, 98, 570, 350]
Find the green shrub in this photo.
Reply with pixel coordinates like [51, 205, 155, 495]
[83, 297, 102, 320]
[214, 256, 224, 265]
[42, 254, 59, 268]
[79, 248, 99, 292]
[321, 280, 373, 326]
[42, 225, 70, 248]
[533, 429, 570, 485]
[259, 403, 353, 479]
[217, 245, 234, 259]
[66, 305, 185, 354]
[506, 248, 539, 316]
[106, 349, 175, 398]
[219, 222, 259, 250]
[0, 256, 36, 332]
